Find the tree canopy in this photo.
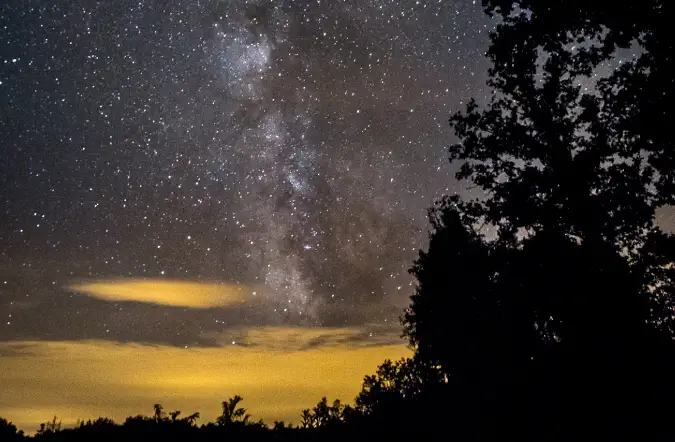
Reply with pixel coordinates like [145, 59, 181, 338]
[403, 0, 675, 438]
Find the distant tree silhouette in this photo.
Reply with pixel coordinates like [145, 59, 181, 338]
[272, 420, 292, 430]
[184, 412, 200, 426]
[300, 409, 313, 429]
[121, 403, 200, 437]
[76, 417, 115, 428]
[74, 417, 117, 432]
[168, 410, 181, 422]
[36, 417, 61, 435]
[153, 403, 165, 421]
[316, 398, 343, 427]
[216, 395, 251, 426]
[299, 397, 349, 429]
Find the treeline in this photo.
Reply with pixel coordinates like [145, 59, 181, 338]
[4, 0, 675, 440]
[0, 367, 450, 441]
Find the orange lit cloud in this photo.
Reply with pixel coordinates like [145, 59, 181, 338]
[0, 329, 410, 433]
[68, 279, 250, 308]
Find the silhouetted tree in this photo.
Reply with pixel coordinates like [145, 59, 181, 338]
[298, 397, 347, 429]
[77, 417, 116, 429]
[69, 417, 119, 441]
[300, 409, 313, 429]
[0, 418, 25, 441]
[355, 357, 445, 415]
[36, 417, 61, 435]
[482, 0, 673, 203]
[216, 395, 251, 426]
[302, 407, 319, 428]
[153, 403, 165, 422]
[403, 1, 675, 438]
[183, 412, 200, 426]
[120, 402, 201, 442]
[168, 410, 181, 422]
[402, 202, 523, 384]
[272, 420, 291, 430]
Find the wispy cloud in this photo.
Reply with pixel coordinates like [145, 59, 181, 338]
[205, 324, 404, 351]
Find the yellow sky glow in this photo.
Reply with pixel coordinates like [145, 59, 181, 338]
[0, 331, 410, 433]
[68, 279, 250, 308]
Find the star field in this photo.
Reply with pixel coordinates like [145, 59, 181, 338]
[0, 0, 493, 345]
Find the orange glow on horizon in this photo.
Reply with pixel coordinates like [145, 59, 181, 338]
[0, 330, 410, 433]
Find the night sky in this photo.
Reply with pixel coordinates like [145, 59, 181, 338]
[0, 0, 494, 430]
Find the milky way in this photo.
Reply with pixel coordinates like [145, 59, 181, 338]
[0, 0, 493, 346]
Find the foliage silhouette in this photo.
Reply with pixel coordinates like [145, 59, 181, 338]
[0, 417, 25, 441]
[153, 403, 165, 421]
[299, 397, 350, 429]
[480, 1, 673, 207]
[401, 0, 675, 439]
[355, 357, 445, 415]
[216, 394, 251, 426]
[36, 417, 61, 436]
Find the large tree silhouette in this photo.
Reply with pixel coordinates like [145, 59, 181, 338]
[402, 205, 520, 385]
[403, 0, 675, 438]
[482, 1, 673, 206]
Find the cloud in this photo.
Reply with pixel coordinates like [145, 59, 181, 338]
[205, 324, 405, 351]
[68, 279, 251, 309]
[0, 334, 410, 433]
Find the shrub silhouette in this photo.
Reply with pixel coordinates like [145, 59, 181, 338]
[0, 418, 25, 441]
